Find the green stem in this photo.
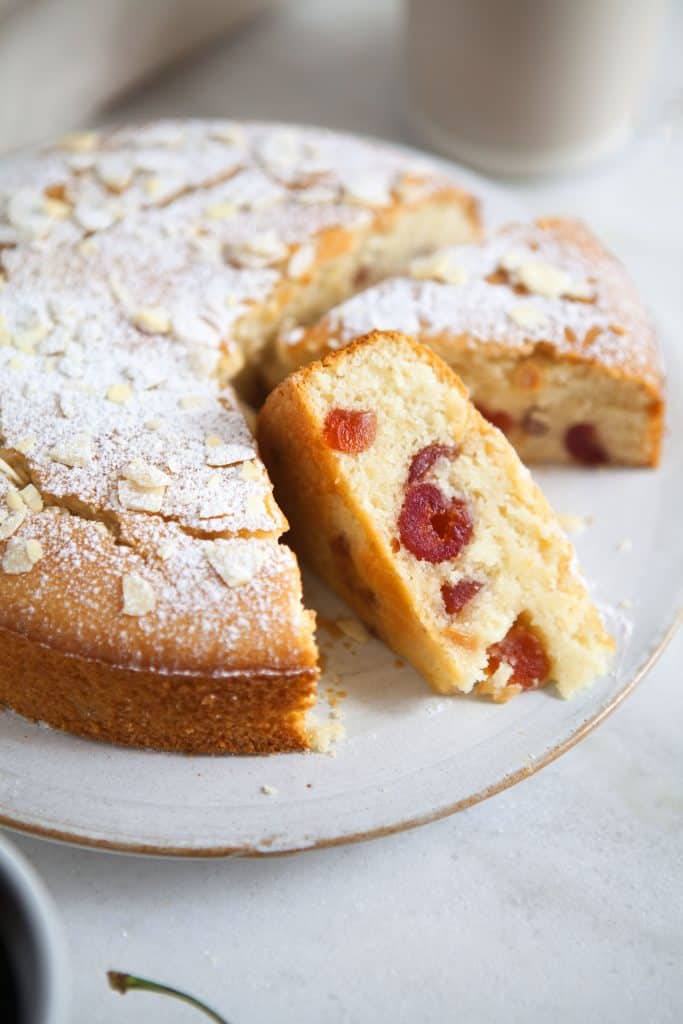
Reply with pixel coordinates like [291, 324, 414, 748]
[107, 971, 231, 1024]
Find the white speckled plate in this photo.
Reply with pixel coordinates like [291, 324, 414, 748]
[0, 135, 680, 856]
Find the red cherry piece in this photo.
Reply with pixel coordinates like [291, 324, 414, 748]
[487, 621, 551, 689]
[475, 403, 514, 436]
[564, 423, 608, 466]
[407, 443, 459, 485]
[398, 483, 473, 563]
[441, 578, 483, 615]
[323, 408, 377, 453]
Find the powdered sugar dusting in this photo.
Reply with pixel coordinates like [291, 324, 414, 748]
[280, 219, 663, 391]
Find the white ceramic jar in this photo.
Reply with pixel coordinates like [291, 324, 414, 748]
[406, 0, 667, 175]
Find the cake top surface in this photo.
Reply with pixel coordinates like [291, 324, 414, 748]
[281, 218, 663, 392]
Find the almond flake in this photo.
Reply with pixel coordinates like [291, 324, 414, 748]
[42, 198, 71, 220]
[507, 302, 548, 330]
[205, 438, 254, 467]
[145, 418, 164, 431]
[239, 460, 261, 482]
[6, 490, 24, 512]
[133, 307, 171, 335]
[206, 540, 267, 588]
[172, 311, 221, 349]
[287, 244, 316, 279]
[74, 203, 117, 232]
[209, 123, 246, 146]
[179, 395, 205, 411]
[512, 260, 573, 299]
[117, 480, 165, 513]
[106, 382, 133, 404]
[15, 437, 35, 454]
[0, 458, 22, 486]
[121, 573, 156, 616]
[0, 508, 26, 540]
[96, 155, 134, 191]
[19, 484, 43, 512]
[343, 176, 393, 207]
[121, 459, 172, 489]
[58, 131, 99, 152]
[226, 230, 287, 267]
[205, 202, 237, 220]
[49, 435, 92, 468]
[410, 253, 469, 286]
[144, 177, 162, 197]
[2, 536, 41, 574]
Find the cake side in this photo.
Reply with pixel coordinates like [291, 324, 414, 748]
[259, 331, 613, 700]
[268, 218, 664, 466]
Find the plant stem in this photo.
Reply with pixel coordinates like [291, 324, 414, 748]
[107, 971, 231, 1023]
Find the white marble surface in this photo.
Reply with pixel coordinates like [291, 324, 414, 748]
[7, 1, 683, 1021]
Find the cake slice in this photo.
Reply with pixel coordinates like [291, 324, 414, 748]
[259, 331, 613, 700]
[267, 218, 664, 467]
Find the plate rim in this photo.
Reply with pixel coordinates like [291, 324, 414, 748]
[0, 121, 679, 858]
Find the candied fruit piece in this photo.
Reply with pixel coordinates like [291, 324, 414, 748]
[441, 578, 483, 615]
[324, 408, 377, 453]
[487, 621, 551, 690]
[407, 443, 459, 484]
[398, 483, 473, 563]
[475, 403, 514, 436]
[564, 423, 608, 466]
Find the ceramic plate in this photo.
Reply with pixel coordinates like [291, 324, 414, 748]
[0, 134, 680, 856]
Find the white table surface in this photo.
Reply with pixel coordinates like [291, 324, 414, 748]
[7, 2, 683, 1021]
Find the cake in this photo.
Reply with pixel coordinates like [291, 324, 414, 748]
[268, 218, 664, 466]
[258, 331, 614, 700]
[0, 120, 480, 753]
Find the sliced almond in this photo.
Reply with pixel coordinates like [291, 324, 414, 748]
[206, 540, 267, 588]
[121, 573, 156, 616]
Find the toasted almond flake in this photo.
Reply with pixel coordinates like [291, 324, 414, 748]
[74, 203, 117, 232]
[343, 176, 393, 207]
[239, 460, 261, 482]
[287, 243, 316, 279]
[145, 418, 164, 431]
[144, 176, 162, 197]
[205, 439, 254, 467]
[2, 536, 38, 574]
[410, 252, 469, 286]
[122, 459, 172, 489]
[507, 302, 548, 330]
[205, 201, 237, 220]
[179, 394, 205, 411]
[49, 435, 92, 468]
[106, 382, 133, 404]
[58, 131, 99, 152]
[510, 259, 583, 299]
[206, 540, 267, 588]
[15, 437, 35, 454]
[172, 311, 221, 349]
[25, 538, 44, 563]
[133, 307, 171, 335]
[6, 489, 23, 512]
[336, 616, 370, 644]
[121, 573, 156, 616]
[0, 508, 26, 540]
[158, 541, 178, 561]
[19, 484, 43, 512]
[0, 458, 22, 486]
[117, 480, 165, 513]
[42, 198, 71, 220]
[97, 155, 134, 191]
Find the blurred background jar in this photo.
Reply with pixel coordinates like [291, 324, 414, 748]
[406, 0, 668, 176]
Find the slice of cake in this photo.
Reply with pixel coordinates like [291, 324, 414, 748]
[267, 218, 664, 467]
[259, 331, 613, 700]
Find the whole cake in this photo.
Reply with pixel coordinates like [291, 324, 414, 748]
[0, 120, 480, 753]
[268, 218, 664, 466]
[259, 331, 614, 701]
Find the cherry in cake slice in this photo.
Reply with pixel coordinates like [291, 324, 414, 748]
[268, 218, 664, 467]
[259, 331, 613, 700]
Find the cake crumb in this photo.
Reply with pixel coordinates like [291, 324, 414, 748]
[617, 537, 633, 553]
[336, 616, 370, 644]
[260, 784, 278, 797]
[558, 513, 590, 536]
[618, 598, 633, 610]
[307, 719, 346, 754]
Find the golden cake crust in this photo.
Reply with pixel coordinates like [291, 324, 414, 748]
[0, 121, 480, 752]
